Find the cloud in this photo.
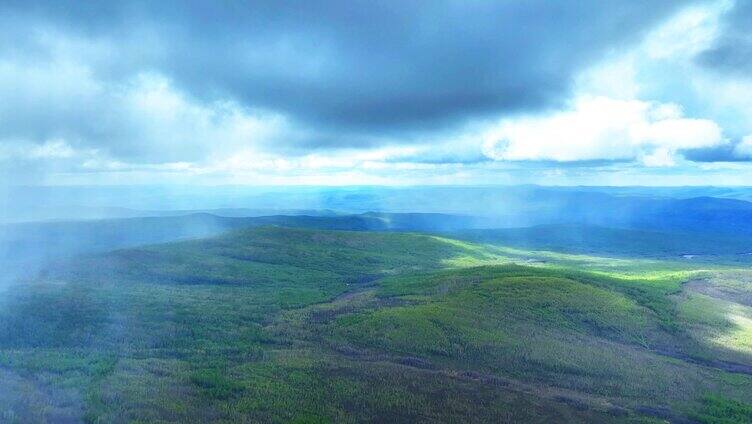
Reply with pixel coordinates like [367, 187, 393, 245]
[481, 96, 724, 165]
[697, 0, 752, 73]
[7, 0, 752, 186]
[735, 135, 752, 157]
[641, 147, 677, 167]
[679, 134, 752, 162]
[0, 1, 690, 144]
[0, 58, 295, 163]
[481, 0, 752, 171]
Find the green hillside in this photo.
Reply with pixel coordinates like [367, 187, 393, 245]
[1, 226, 751, 423]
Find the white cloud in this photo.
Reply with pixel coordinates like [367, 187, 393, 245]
[0, 26, 298, 164]
[0, 139, 83, 160]
[644, 1, 730, 60]
[480, 0, 742, 169]
[640, 147, 676, 167]
[481, 96, 723, 165]
[576, 54, 639, 100]
[116, 74, 296, 162]
[735, 135, 752, 158]
[28, 139, 77, 159]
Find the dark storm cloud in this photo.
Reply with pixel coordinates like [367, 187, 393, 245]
[697, 0, 752, 73]
[0, 0, 692, 149]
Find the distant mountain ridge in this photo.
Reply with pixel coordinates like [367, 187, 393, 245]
[5, 185, 752, 223]
[5, 191, 752, 281]
[452, 224, 752, 261]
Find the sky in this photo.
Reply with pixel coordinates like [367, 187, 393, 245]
[1, 0, 752, 186]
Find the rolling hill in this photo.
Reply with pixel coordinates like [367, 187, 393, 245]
[0, 226, 750, 422]
[0, 212, 481, 283]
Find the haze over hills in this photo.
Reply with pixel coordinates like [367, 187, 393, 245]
[6, 186, 752, 234]
[5, 185, 752, 223]
[6, 185, 752, 270]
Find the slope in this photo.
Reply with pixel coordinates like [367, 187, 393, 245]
[0, 227, 750, 422]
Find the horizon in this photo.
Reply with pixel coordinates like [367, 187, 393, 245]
[7, 183, 752, 189]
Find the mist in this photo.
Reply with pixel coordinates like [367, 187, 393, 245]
[5, 184, 752, 286]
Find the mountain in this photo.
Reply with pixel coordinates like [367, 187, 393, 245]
[0, 212, 486, 281]
[452, 223, 752, 260]
[1, 226, 750, 422]
[7, 191, 752, 283]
